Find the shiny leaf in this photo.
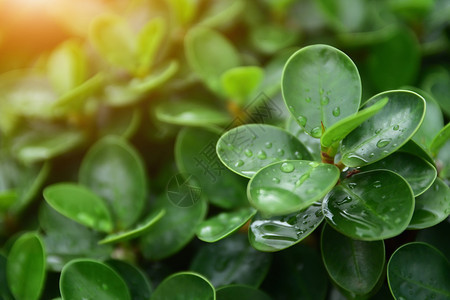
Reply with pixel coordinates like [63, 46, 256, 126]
[285, 116, 321, 161]
[430, 122, 450, 156]
[248, 160, 339, 216]
[151, 272, 215, 300]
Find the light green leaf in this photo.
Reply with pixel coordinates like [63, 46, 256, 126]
[151, 272, 215, 300]
[165, 0, 199, 26]
[317, 0, 368, 32]
[430, 122, 450, 156]
[220, 66, 264, 106]
[136, 18, 165, 76]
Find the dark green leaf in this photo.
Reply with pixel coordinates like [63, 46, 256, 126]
[249, 201, 323, 252]
[408, 178, 450, 230]
[399, 139, 435, 166]
[430, 122, 450, 156]
[422, 67, 450, 117]
[60, 259, 131, 300]
[217, 124, 313, 178]
[387, 242, 450, 300]
[359, 152, 436, 196]
[282, 44, 361, 138]
[43, 183, 113, 232]
[341, 90, 426, 167]
[190, 234, 271, 287]
[321, 224, 385, 295]
[323, 170, 414, 240]
[6, 233, 46, 300]
[0, 254, 13, 300]
[106, 260, 152, 300]
[79, 136, 147, 229]
[248, 160, 339, 216]
[151, 272, 215, 300]
[416, 220, 450, 262]
[196, 207, 256, 243]
[216, 285, 271, 300]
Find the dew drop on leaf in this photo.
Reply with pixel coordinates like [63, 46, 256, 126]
[332, 107, 340, 117]
[257, 150, 267, 160]
[295, 174, 309, 187]
[280, 162, 295, 173]
[272, 177, 280, 183]
[393, 124, 400, 130]
[369, 152, 375, 157]
[320, 96, 329, 105]
[311, 127, 322, 138]
[244, 149, 253, 157]
[348, 182, 357, 189]
[373, 181, 382, 188]
[265, 142, 272, 149]
[294, 151, 302, 159]
[297, 115, 307, 127]
[375, 128, 382, 134]
[376, 139, 391, 148]
[234, 160, 244, 167]
[309, 161, 320, 168]
[305, 97, 311, 103]
[277, 148, 285, 156]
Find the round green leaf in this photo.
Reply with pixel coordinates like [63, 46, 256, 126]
[60, 259, 131, 300]
[323, 170, 414, 240]
[154, 101, 231, 127]
[285, 116, 321, 161]
[408, 178, 450, 230]
[387, 242, 450, 300]
[321, 224, 385, 295]
[316, 0, 368, 32]
[416, 220, 450, 262]
[220, 66, 264, 106]
[43, 183, 113, 233]
[106, 260, 152, 300]
[282, 44, 361, 138]
[175, 127, 247, 209]
[249, 201, 324, 252]
[6, 233, 46, 300]
[341, 90, 426, 167]
[430, 122, 450, 156]
[216, 285, 271, 300]
[140, 194, 207, 260]
[217, 124, 313, 178]
[79, 136, 147, 229]
[248, 160, 339, 216]
[190, 234, 271, 288]
[98, 209, 165, 245]
[196, 207, 256, 243]
[399, 139, 435, 166]
[359, 152, 437, 196]
[151, 272, 215, 300]
[422, 67, 450, 117]
[97, 106, 141, 139]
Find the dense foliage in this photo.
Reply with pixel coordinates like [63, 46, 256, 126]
[0, 0, 449, 299]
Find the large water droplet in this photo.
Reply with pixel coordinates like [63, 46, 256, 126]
[288, 105, 295, 112]
[295, 174, 309, 187]
[265, 142, 272, 149]
[235, 160, 244, 167]
[320, 96, 329, 105]
[280, 162, 295, 173]
[393, 125, 400, 130]
[311, 127, 322, 138]
[244, 149, 253, 157]
[297, 116, 307, 127]
[377, 139, 391, 148]
[257, 150, 267, 160]
[332, 107, 340, 117]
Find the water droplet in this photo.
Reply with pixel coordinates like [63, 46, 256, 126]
[375, 128, 382, 134]
[373, 181, 382, 188]
[320, 96, 329, 105]
[295, 174, 309, 187]
[377, 139, 391, 148]
[319, 88, 324, 95]
[348, 182, 357, 189]
[272, 177, 280, 183]
[332, 107, 340, 117]
[369, 152, 375, 158]
[257, 150, 267, 160]
[309, 161, 320, 167]
[336, 196, 352, 205]
[235, 160, 244, 167]
[265, 142, 272, 149]
[280, 162, 295, 173]
[393, 125, 399, 130]
[294, 151, 302, 159]
[288, 105, 295, 112]
[277, 148, 285, 156]
[305, 97, 311, 103]
[311, 127, 322, 138]
[297, 116, 307, 127]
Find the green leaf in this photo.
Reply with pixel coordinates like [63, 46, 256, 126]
[190, 234, 271, 287]
[220, 66, 264, 106]
[430, 122, 450, 156]
[175, 127, 247, 209]
[217, 124, 313, 178]
[285, 116, 321, 161]
[6, 233, 46, 300]
[249, 201, 323, 252]
[422, 67, 450, 117]
[99, 209, 165, 244]
[321, 224, 385, 295]
[323, 170, 415, 240]
[359, 152, 437, 196]
[216, 285, 271, 300]
[321, 97, 388, 148]
[408, 178, 450, 230]
[0, 254, 13, 300]
[341, 90, 426, 167]
[43, 183, 113, 232]
[248, 160, 339, 216]
[197, 0, 244, 29]
[89, 14, 136, 72]
[39, 203, 112, 272]
[97, 106, 141, 139]
[366, 27, 420, 91]
[416, 220, 450, 262]
[136, 18, 165, 76]
[387, 242, 450, 300]
[60, 259, 131, 300]
[196, 207, 256, 243]
[106, 260, 153, 300]
[165, 0, 199, 26]
[140, 194, 207, 260]
[185, 27, 240, 93]
[316, 0, 368, 32]
[151, 272, 215, 300]
[79, 136, 147, 229]
[282, 44, 361, 138]
[155, 101, 231, 127]
[399, 139, 435, 166]
[250, 24, 298, 54]
[47, 40, 87, 95]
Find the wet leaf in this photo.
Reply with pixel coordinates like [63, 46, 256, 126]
[387, 242, 450, 300]
[341, 90, 426, 167]
[282, 44, 361, 138]
[248, 160, 339, 216]
[106, 260, 152, 300]
[60, 259, 131, 300]
[323, 170, 414, 240]
[216, 285, 271, 300]
[151, 272, 215, 300]
[217, 124, 313, 178]
[285, 116, 321, 161]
